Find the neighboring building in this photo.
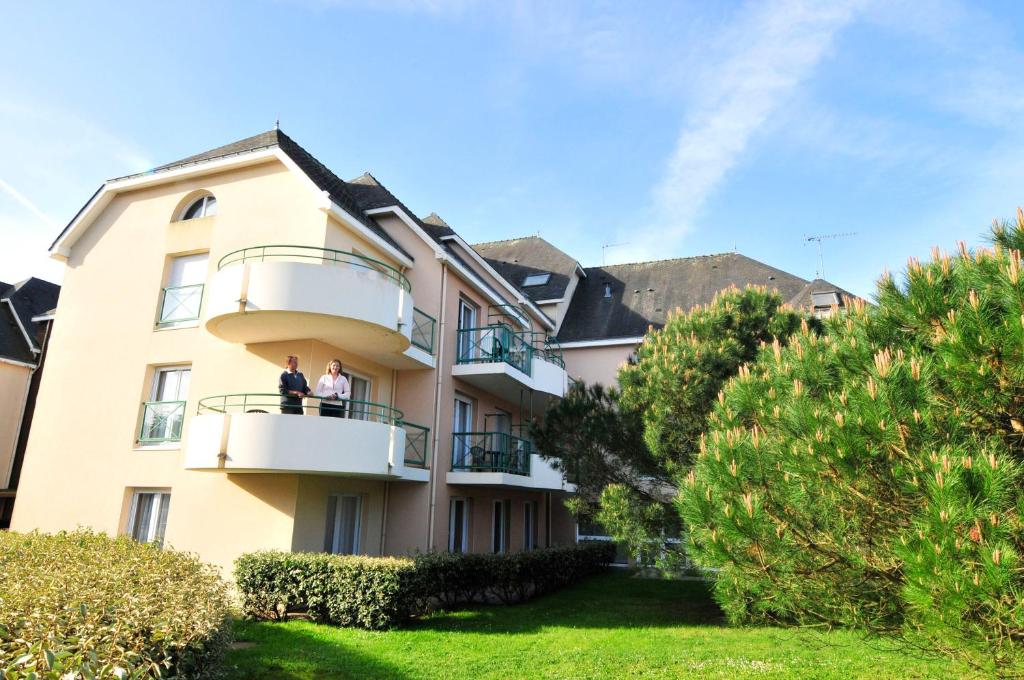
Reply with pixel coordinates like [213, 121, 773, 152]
[0, 277, 59, 527]
[10, 129, 855, 573]
[474, 241, 856, 386]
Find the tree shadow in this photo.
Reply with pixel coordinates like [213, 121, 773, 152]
[411, 571, 726, 634]
[226, 620, 415, 680]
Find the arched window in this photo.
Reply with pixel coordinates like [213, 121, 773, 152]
[180, 194, 217, 221]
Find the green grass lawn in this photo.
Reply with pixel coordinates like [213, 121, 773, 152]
[225, 570, 961, 679]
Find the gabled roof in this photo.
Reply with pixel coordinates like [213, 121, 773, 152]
[53, 129, 413, 262]
[472, 236, 581, 303]
[0, 277, 60, 363]
[557, 253, 810, 343]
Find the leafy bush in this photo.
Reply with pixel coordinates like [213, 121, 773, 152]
[235, 543, 615, 629]
[0, 530, 232, 679]
[682, 216, 1024, 674]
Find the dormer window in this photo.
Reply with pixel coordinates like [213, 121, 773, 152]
[180, 194, 217, 221]
[522, 273, 551, 287]
[811, 290, 843, 318]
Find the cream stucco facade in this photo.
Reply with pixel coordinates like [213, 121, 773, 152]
[11, 140, 576, 575]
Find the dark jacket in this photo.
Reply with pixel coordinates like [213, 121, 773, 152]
[279, 370, 310, 411]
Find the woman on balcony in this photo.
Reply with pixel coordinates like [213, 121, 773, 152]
[315, 359, 350, 418]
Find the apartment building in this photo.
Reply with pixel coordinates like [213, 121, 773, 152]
[0, 277, 58, 528]
[10, 129, 853, 573]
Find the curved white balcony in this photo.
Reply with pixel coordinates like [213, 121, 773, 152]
[204, 246, 425, 367]
[184, 394, 429, 481]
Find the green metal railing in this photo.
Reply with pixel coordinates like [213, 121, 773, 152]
[452, 432, 531, 476]
[456, 324, 532, 374]
[196, 393, 403, 424]
[158, 284, 204, 325]
[217, 245, 411, 292]
[400, 421, 431, 468]
[455, 324, 565, 374]
[522, 331, 565, 368]
[139, 401, 186, 443]
[411, 308, 436, 354]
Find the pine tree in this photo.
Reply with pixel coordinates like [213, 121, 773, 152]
[682, 213, 1024, 674]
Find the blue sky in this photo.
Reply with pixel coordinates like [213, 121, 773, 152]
[2, 0, 1024, 298]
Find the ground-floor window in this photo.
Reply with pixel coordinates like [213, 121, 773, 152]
[449, 497, 469, 553]
[325, 494, 361, 555]
[523, 500, 538, 550]
[492, 499, 510, 553]
[126, 489, 171, 547]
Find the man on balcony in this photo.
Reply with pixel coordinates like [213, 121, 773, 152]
[278, 355, 310, 415]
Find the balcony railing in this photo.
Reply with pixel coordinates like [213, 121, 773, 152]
[456, 325, 533, 374]
[452, 432, 531, 476]
[400, 421, 431, 468]
[410, 308, 436, 354]
[139, 401, 186, 443]
[158, 284, 204, 325]
[196, 393, 403, 424]
[217, 245, 411, 292]
[454, 325, 566, 376]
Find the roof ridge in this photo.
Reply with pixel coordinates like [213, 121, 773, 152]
[472, 235, 543, 247]
[591, 252, 740, 269]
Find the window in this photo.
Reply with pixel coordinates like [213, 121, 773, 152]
[457, 299, 478, 362]
[524, 500, 538, 550]
[449, 497, 469, 553]
[180, 194, 217, 221]
[492, 499, 510, 554]
[159, 253, 208, 327]
[342, 371, 372, 420]
[126, 490, 171, 547]
[139, 366, 190, 444]
[603, 282, 612, 298]
[811, 291, 843, 319]
[452, 395, 474, 468]
[522, 272, 550, 287]
[324, 494, 361, 555]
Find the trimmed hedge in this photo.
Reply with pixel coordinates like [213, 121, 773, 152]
[0, 530, 232, 679]
[235, 542, 615, 629]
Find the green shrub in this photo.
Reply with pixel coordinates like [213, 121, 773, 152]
[235, 543, 615, 629]
[0, 530, 232, 679]
[235, 552, 422, 630]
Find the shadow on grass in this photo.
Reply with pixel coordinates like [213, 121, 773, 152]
[412, 570, 725, 633]
[227, 621, 416, 680]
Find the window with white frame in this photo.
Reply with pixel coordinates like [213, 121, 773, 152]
[522, 272, 550, 287]
[524, 500, 538, 550]
[449, 497, 469, 553]
[139, 366, 190, 444]
[324, 494, 362, 555]
[492, 499, 510, 554]
[180, 194, 217, 221]
[126, 490, 171, 547]
[158, 253, 208, 326]
[456, 299, 478, 361]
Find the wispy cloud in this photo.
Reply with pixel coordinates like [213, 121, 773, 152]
[0, 178, 58, 227]
[615, 0, 864, 263]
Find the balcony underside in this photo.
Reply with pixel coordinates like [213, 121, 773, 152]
[446, 455, 576, 492]
[204, 261, 431, 368]
[452, 357, 567, 403]
[185, 412, 428, 481]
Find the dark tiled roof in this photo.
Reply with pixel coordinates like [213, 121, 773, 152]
[557, 253, 811, 343]
[472, 236, 580, 303]
[106, 130, 413, 262]
[0, 277, 60, 362]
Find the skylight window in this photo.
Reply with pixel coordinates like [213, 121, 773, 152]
[522, 273, 551, 287]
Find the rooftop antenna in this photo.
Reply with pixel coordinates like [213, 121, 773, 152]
[602, 242, 629, 266]
[804, 232, 857, 279]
